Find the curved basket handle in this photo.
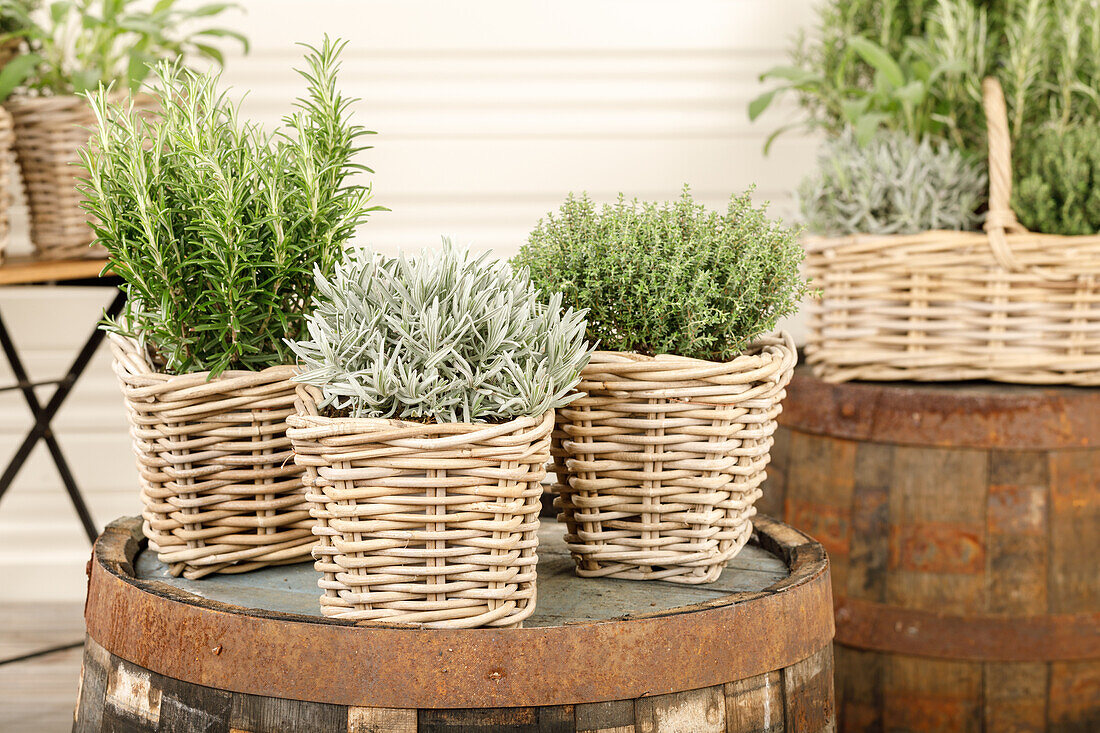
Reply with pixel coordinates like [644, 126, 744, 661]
[981, 77, 1031, 272]
[981, 78, 1077, 283]
[981, 77, 1029, 270]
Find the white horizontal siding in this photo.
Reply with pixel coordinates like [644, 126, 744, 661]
[0, 0, 816, 601]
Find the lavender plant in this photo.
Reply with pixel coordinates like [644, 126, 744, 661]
[289, 240, 592, 423]
[800, 129, 986, 236]
[515, 188, 810, 361]
[80, 38, 379, 376]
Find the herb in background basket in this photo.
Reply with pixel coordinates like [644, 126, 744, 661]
[514, 188, 810, 362]
[289, 240, 592, 423]
[800, 129, 986, 236]
[11, 0, 246, 95]
[752, 0, 1100, 156]
[1013, 123, 1100, 236]
[80, 37, 379, 376]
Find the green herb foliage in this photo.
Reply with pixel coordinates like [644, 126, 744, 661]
[800, 129, 987, 236]
[5, 0, 246, 96]
[752, 0, 1100, 156]
[80, 37, 379, 376]
[515, 188, 810, 361]
[289, 240, 592, 423]
[1013, 123, 1100, 236]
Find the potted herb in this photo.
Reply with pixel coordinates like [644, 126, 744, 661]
[81, 38, 378, 579]
[750, 0, 1100, 384]
[0, 2, 42, 262]
[286, 241, 591, 628]
[7, 0, 245, 259]
[514, 188, 808, 584]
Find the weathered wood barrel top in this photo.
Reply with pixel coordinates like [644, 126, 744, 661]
[76, 515, 835, 732]
[762, 369, 1100, 732]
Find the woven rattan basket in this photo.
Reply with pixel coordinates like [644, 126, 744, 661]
[288, 384, 554, 629]
[804, 78, 1100, 385]
[0, 106, 13, 264]
[109, 334, 315, 579]
[552, 332, 797, 584]
[5, 93, 156, 259]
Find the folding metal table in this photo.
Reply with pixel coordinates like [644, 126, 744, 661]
[0, 256, 122, 543]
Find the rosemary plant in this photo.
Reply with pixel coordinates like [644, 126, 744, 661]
[289, 240, 592, 423]
[80, 37, 379, 376]
[515, 188, 811, 361]
[753, 0, 1100, 156]
[1013, 123, 1100, 236]
[800, 129, 987, 236]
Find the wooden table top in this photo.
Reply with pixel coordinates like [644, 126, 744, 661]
[0, 255, 111, 286]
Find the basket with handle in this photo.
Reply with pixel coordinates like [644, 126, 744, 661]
[804, 77, 1100, 384]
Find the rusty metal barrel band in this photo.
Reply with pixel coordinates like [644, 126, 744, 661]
[834, 596, 1100, 662]
[779, 369, 1100, 450]
[85, 516, 834, 710]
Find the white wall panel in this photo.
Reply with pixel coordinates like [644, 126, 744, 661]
[0, 0, 817, 600]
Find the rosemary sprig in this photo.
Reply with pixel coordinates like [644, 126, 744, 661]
[80, 36, 382, 376]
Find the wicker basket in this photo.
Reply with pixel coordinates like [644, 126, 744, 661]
[109, 334, 315, 579]
[0, 106, 13, 264]
[804, 77, 1100, 385]
[288, 384, 554, 629]
[552, 332, 797, 584]
[5, 94, 156, 260]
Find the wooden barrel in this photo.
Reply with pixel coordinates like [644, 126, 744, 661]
[75, 515, 835, 733]
[760, 370, 1100, 732]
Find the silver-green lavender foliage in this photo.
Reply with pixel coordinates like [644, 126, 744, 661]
[289, 240, 593, 423]
[799, 130, 987, 236]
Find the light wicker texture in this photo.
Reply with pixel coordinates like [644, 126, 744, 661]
[0, 105, 13, 264]
[288, 383, 554, 629]
[5, 94, 155, 259]
[552, 332, 797, 584]
[109, 334, 315, 580]
[805, 77, 1100, 385]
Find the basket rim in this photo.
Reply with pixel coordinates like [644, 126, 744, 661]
[288, 382, 555, 446]
[109, 332, 299, 385]
[585, 330, 795, 367]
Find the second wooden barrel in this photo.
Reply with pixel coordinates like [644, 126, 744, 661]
[761, 370, 1100, 732]
[75, 514, 835, 732]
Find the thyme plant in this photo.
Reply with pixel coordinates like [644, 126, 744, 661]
[289, 240, 592, 423]
[800, 129, 986, 236]
[80, 38, 379, 376]
[515, 188, 811, 362]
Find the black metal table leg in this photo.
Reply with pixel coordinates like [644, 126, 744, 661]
[0, 288, 126, 543]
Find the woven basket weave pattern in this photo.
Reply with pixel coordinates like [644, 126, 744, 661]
[553, 332, 797, 584]
[805, 78, 1100, 385]
[0, 107, 13, 264]
[5, 94, 155, 260]
[110, 335, 314, 579]
[288, 384, 553, 629]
